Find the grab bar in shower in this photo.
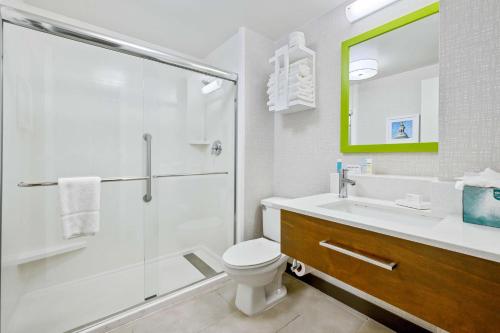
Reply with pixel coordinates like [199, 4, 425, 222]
[143, 133, 153, 202]
[16, 172, 229, 187]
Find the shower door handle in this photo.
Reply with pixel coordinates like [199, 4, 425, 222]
[143, 133, 152, 202]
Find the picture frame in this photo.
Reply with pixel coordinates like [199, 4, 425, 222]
[386, 114, 420, 144]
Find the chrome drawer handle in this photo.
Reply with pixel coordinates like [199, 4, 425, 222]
[319, 240, 397, 271]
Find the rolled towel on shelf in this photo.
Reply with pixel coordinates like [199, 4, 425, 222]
[58, 177, 101, 239]
[267, 77, 287, 88]
[269, 70, 287, 78]
[290, 90, 314, 98]
[290, 58, 310, 66]
[289, 75, 313, 84]
[289, 81, 313, 90]
[270, 87, 314, 100]
[290, 86, 313, 94]
[289, 85, 314, 95]
[267, 81, 286, 92]
[289, 93, 315, 103]
[289, 65, 311, 77]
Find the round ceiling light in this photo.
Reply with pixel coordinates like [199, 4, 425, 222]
[349, 59, 378, 81]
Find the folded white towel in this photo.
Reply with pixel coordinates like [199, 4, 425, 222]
[290, 58, 310, 67]
[289, 65, 311, 77]
[289, 92, 315, 102]
[455, 168, 500, 190]
[267, 77, 286, 88]
[270, 87, 314, 99]
[289, 75, 312, 84]
[289, 81, 313, 90]
[59, 177, 101, 239]
[289, 85, 314, 95]
[267, 81, 287, 93]
[269, 81, 311, 95]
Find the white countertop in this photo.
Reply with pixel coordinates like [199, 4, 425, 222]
[272, 193, 500, 263]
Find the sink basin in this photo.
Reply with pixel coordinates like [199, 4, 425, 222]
[318, 200, 442, 226]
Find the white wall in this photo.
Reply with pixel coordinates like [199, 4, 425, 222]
[205, 28, 274, 241]
[352, 64, 439, 145]
[439, 0, 500, 178]
[421, 76, 439, 142]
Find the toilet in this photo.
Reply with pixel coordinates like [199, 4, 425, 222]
[222, 197, 289, 316]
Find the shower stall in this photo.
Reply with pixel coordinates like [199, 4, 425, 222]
[0, 8, 237, 333]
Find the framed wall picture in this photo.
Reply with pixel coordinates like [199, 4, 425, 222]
[386, 114, 420, 144]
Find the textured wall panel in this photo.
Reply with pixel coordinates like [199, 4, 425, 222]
[439, 0, 500, 178]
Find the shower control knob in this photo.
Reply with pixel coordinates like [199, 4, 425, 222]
[211, 140, 222, 156]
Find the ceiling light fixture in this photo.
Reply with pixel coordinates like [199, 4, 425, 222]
[349, 59, 378, 80]
[346, 0, 401, 23]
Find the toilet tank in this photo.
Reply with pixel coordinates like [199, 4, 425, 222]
[261, 197, 289, 242]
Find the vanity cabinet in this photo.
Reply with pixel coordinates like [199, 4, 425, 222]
[281, 210, 500, 333]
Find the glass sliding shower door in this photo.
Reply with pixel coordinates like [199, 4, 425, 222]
[142, 61, 235, 298]
[1, 22, 236, 333]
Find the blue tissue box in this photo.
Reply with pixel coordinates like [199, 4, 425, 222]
[463, 186, 500, 228]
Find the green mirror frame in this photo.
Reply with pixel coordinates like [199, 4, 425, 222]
[340, 2, 440, 153]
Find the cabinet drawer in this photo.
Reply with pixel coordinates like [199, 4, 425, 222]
[281, 210, 500, 333]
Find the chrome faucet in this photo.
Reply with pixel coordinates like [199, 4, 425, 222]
[339, 169, 356, 198]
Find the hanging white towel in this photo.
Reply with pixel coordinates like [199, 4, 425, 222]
[59, 177, 101, 239]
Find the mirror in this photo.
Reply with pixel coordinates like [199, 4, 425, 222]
[341, 3, 439, 153]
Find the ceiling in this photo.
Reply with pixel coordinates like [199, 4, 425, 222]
[22, 0, 346, 58]
[350, 12, 439, 80]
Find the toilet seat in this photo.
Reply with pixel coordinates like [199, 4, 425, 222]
[223, 238, 282, 270]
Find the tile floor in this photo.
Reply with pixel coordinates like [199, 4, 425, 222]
[108, 274, 394, 333]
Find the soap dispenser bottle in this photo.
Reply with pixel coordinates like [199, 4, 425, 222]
[336, 159, 343, 173]
[363, 158, 373, 174]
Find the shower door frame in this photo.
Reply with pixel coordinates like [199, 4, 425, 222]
[0, 6, 238, 332]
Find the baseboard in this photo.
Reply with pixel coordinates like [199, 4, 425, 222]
[286, 266, 431, 333]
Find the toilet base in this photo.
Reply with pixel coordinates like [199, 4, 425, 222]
[235, 284, 288, 316]
[233, 261, 288, 316]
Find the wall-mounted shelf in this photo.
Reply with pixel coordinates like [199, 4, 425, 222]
[267, 40, 316, 114]
[3, 241, 87, 266]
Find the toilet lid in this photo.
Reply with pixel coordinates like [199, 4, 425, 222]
[222, 238, 281, 268]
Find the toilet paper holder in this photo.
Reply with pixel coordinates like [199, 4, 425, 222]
[291, 259, 311, 277]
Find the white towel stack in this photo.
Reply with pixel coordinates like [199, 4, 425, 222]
[58, 177, 101, 239]
[267, 58, 314, 110]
